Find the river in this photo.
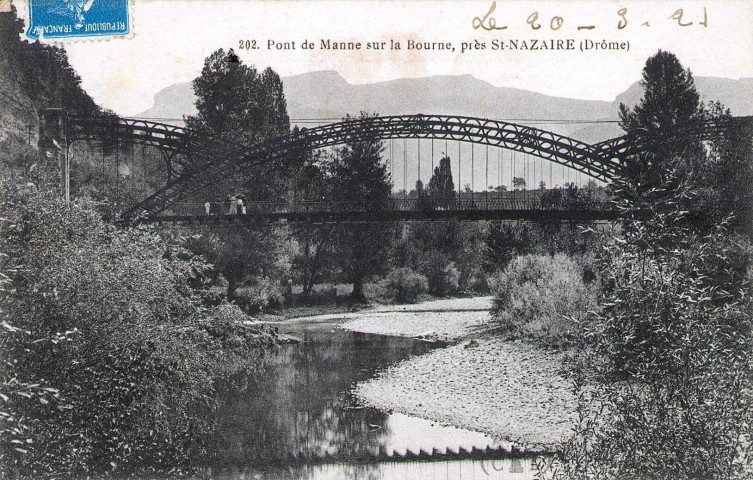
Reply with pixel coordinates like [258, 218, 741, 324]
[205, 306, 545, 479]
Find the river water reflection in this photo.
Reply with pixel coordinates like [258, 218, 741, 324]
[208, 318, 541, 479]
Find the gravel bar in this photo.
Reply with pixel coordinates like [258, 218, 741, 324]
[343, 297, 576, 448]
[355, 339, 575, 449]
[341, 297, 494, 341]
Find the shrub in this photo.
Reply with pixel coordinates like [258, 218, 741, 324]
[489, 253, 598, 347]
[200, 284, 228, 307]
[0, 179, 275, 478]
[460, 269, 490, 294]
[553, 216, 753, 480]
[551, 159, 753, 478]
[384, 268, 429, 303]
[234, 277, 285, 313]
[422, 254, 460, 296]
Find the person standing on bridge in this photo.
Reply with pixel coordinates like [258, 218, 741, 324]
[205, 201, 211, 215]
[229, 195, 237, 215]
[236, 196, 245, 215]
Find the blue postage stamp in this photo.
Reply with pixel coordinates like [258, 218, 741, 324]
[26, 0, 130, 40]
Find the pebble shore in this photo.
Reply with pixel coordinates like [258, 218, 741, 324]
[345, 297, 576, 449]
[341, 296, 494, 341]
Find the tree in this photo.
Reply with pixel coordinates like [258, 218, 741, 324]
[415, 179, 434, 210]
[185, 48, 292, 201]
[559, 182, 753, 480]
[483, 221, 537, 270]
[290, 158, 340, 296]
[0, 166, 274, 477]
[186, 48, 289, 147]
[185, 228, 289, 299]
[1, 6, 98, 116]
[617, 50, 752, 240]
[183, 49, 295, 300]
[618, 50, 706, 194]
[329, 113, 393, 300]
[696, 103, 753, 238]
[406, 219, 488, 295]
[557, 51, 753, 479]
[427, 155, 456, 209]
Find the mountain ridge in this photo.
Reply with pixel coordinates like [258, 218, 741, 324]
[136, 71, 753, 143]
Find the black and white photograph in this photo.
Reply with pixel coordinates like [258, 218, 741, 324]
[1, 1, 752, 478]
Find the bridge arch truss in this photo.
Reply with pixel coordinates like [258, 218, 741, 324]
[65, 114, 632, 220]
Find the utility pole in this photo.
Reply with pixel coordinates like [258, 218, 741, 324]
[64, 116, 70, 209]
[39, 108, 70, 207]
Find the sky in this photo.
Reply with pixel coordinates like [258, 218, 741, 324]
[15, 0, 753, 116]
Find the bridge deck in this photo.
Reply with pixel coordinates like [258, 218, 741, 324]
[138, 198, 621, 224]
[139, 209, 621, 225]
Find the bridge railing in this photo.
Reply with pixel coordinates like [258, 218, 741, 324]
[168, 197, 612, 217]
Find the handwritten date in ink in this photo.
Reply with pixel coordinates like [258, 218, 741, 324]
[473, 2, 708, 32]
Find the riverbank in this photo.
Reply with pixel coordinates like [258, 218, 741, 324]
[345, 297, 575, 449]
[340, 296, 493, 341]
[257, 295, 491, 329]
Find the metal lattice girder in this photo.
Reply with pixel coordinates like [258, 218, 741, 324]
[111, 115, 628, 220]
[589, 115, 753, 165]
[67, 114, 239, 157]
[63, 114, 750, 221]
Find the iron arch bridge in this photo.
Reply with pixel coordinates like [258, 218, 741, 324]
[61, 113, 746, 224]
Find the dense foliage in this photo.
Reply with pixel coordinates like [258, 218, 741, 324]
[0, 7, 98, 115]
[553, 50, 753, 479]
[330, 114, 395, 299]
[291, 113, 395, 300]
[697, 105, 753, 238]
[490, 253, 598, 348]
[184, 47, 294, 203]
[557, 184, 753, 480]
[0, 141, 275, 478]
[383, 268, 429, 303]
[182, 49, 298, 302]
[186, 48, 289, 148]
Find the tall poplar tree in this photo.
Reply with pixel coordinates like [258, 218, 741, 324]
[427, 155, 456, 208]
[618, 50, 706, 194]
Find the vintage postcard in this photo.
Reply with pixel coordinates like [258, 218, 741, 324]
[1, 1, 752, 479]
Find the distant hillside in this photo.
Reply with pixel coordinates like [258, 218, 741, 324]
[135, 81, 195, 122]
[136, 72, 614, 138]
[137, 71, 753, 143]
[572, 76, 753, 143]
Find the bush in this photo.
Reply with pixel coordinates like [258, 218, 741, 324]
[460, 269, 490, 294]
[489, 253, 598, 347]
[422, 254, 460, 296]
[384, 268, 429, 303]
[552, 161, 753, 478]
[234, 277, 285, 313]
[553, 218, 753, 480]
[0, 179, 275, 478]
